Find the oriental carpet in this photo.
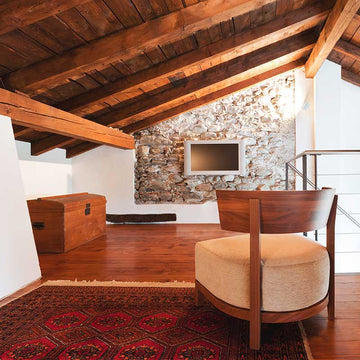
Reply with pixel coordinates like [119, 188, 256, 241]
[0, 282, 313, 360]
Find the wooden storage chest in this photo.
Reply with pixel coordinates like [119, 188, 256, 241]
[27, 193, 106, 253]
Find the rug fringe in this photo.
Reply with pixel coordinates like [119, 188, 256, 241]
[43, 280, 195, 288]
[298, 321, 314, 360]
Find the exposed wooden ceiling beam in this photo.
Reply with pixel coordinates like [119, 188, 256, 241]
[121, 61, 306, 134]
[305, 0, 360, 77]
[334, 39, 360, 60]
[31, 135, 75, 156]
[341, 68, 360, 85]
[12, 125, 34, 139]
[38, 31, 315, 155]
[0, 89, 134, 150]
[3, 0, 276, 95]
[0, 0, 91, 36]
[57, 1, 331, 116]
[66, 59, 305, 158]
[93, 32, 315, 127]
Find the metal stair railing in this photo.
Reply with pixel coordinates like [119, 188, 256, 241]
[285, 150, 360, 240]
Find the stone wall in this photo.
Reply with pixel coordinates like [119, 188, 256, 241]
[134, 73, 295, 204]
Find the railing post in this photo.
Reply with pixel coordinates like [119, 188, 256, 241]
[302, 154, 307, 190]
[302, 154, 307, 236]
[285, 162, 289, 190]
[314, 154, 318, 241]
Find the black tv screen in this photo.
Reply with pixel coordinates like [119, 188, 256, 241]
[184, 140, 245, 176]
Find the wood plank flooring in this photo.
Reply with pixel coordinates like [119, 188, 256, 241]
[39, 224, 236, 282]
[11, 225, 360, 358]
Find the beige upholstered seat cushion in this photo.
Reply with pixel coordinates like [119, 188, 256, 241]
[195, 234, 330, 312]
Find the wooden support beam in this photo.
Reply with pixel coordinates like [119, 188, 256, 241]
[334, 39, 360, 61]
[121, 60, 305, 134]
[3, 0, 276, 95]
[0, 89, 134, 150]
[67, 143, 101, 158]
[94, 32, 315, 127]
[341, 67, 360, 86]
[64, 32, 314, 157]
[305, 0, 360, 77]
[12, 125, 34, 139]
[0, 0, 91, 35]
[34, 29, 316, 156]
[66, 59, 305, 158]
[31, 135, 75, 156]
[57, 2, 330, 116]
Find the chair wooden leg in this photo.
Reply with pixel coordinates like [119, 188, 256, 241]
[194, 281, 206, 306]
[328, 278, 335, 320]
[250, 317, 261, 350]
[249, 198, 261, 350]
[327, 194, 337, 320]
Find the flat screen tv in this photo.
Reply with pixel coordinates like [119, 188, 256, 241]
[184, 140, 245, 176]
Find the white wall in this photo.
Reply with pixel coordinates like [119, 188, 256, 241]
[72, 146, 219, 223]
[16, 141, 72, 199]
[0, 116, 41, 299]
[294, 68, 315, 188]
[298, 60, 360, 273]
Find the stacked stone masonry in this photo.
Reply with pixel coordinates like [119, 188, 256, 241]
[134, 73, 295, 204]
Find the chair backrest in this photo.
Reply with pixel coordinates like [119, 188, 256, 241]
[216, 189, 335, 234]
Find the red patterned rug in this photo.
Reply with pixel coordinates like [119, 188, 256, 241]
[0, 284, 312, 360]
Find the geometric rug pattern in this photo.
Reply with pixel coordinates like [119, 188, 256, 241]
[0, 286, 311, 359]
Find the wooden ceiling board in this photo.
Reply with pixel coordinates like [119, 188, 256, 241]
[250, 3, 277, 28]
[3, 0, 278, 95]
[328, 49, 346, 64]
[102, 0, 145, 27]
[75, 1, 124, 35]
[66, 60, 306, 157]
[342, 66, 360, 84]
[88, 31, 316, 129]
[0, 42, 30, 71]
[351, 26, 360, 46]
[276, 0, 294, 16]
[30, 16, 86, 50]
[115, 59, 306, 135]
[0, 0, 92, 36]
[0, 31, 55, 62]
[3, 0, 360, 157]
[341, 16, 360, 40]
[98, 64, 125, 82]
[147, 0, 172, 17]
[350, 59, 360, 72]
[164, 0, 184, 12]
[341, 56, 357, 68]
[123, 53, 154, 73]
[145, 47, 168, 65]
[233, 13, 251, 33]
[52, 1, 330, 116]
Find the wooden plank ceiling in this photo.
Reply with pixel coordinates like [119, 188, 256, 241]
[1, 0, 359, 158]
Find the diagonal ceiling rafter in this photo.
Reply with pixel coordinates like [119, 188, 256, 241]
[61, 31, 315, 157]
[305, 0, 360, 77]
[56, 1, 331, 117]
[0, 89, 134, 150]
[3, 0, 277, 95]
[31, 2, 331, 156]
[0, 0, 91, 36]
[66, 59, 305, 158]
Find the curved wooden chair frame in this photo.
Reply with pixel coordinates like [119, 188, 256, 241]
[195, 188, 338, 350]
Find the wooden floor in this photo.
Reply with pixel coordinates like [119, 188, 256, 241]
[13, 225, 360, 359]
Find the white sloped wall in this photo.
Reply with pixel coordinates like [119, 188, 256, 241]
[0, 115, 41, 299]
